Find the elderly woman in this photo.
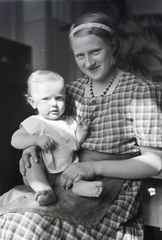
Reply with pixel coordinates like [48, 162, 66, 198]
[0, 11, 162, 240]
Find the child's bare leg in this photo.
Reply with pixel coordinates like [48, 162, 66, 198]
[72, 180, 103, 197]
[26, 157, 57, 205]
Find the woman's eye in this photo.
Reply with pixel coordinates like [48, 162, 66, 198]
[76, 54, 84, 59]
[92, 50, 100, 55]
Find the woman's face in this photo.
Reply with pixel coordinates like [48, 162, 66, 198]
[71, 34, 114, 82]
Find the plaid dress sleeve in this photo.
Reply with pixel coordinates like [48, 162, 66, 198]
[131, 80, 162, 148]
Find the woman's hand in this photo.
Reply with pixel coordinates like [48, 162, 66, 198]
[60, 162, 97, 189]
[19, 146, 41, 176]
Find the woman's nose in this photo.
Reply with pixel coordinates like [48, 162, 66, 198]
[85, 56, 94, 68]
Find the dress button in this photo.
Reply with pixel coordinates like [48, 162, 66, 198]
[89, 114, 95, 121]
[89, 99, 96, 106]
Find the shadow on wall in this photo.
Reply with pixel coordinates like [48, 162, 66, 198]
[115, 14, 162, 83]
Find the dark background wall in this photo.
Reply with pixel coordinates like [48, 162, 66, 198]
[0, 37, 32, 194]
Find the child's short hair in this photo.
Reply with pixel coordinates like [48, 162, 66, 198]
[26, 70, 64, 101]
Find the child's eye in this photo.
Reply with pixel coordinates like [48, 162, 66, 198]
[56, 96, 64, 101]
[42, 97, 49, 101]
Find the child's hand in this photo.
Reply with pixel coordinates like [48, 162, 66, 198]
[36, 135, 55, 151]
[77, 117, 90, 132]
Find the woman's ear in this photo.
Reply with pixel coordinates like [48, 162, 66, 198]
[112, 37, 120, 57]
[111, 40, 115, 55]
[28, 97, 37, 109]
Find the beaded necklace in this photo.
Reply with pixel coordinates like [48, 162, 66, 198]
[89, 66, 118, 98]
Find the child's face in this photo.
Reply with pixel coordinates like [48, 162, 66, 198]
[30, 79, 65, 120]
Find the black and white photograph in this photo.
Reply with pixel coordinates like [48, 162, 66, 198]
[0, 1, 162, 239]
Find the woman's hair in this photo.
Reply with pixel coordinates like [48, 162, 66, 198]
[69, 11, 120, 56]
[26, 70, 64, 100]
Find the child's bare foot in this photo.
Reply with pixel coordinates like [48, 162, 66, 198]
[35, 189, 57, 205]
[72, 180, 103, 197]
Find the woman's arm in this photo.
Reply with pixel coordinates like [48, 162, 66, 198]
[96, 147, 161, 179]
[60, 147, 162, 189]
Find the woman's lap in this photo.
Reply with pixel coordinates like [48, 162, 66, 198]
[0, 212, 143, 240]
[0, 180, 144, 240]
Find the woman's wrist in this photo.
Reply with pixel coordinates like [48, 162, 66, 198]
[93, 161, 103, 177]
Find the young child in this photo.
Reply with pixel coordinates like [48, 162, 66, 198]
[11, 70, 103, 205]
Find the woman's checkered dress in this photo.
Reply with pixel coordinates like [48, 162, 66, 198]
[0, 71, 162, 240]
